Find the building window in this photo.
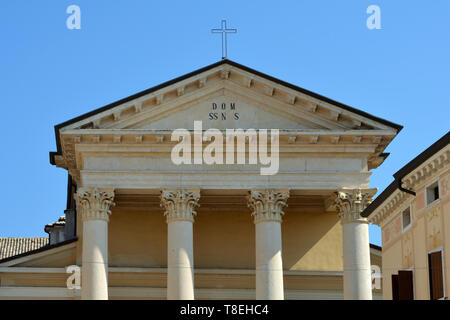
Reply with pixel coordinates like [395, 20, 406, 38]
[402, 207, 412, 231]
[428, 251, 445, 300]
[426, 181, 440, 205]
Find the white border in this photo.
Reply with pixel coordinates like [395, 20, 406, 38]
[401, 204, 413, 233]
[425, 179, 441, 207]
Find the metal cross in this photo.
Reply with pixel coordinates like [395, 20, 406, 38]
[211, 20, 237, 59]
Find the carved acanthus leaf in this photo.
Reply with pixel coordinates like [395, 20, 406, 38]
[160, 189, 200, 223]
[75, 188, 115, 222]
[247, 189, 289, 223]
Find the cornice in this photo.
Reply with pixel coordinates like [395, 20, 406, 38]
[402, 147, 450, 191]
[368, 146, 449, 227]
[54, 130, 394, 177]
[368, 187, 414, 227]
[60, 65, 394, 133]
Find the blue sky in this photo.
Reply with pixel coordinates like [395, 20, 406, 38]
[0, 1, 448, 246]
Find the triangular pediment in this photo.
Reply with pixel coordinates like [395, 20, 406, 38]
[51, 60, 402, 165]
[58, 60, 401, 133]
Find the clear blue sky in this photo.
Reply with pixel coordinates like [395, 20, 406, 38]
[0, 1, 448, 246]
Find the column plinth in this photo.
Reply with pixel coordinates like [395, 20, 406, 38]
[333, 188, 376, 300]
[161, 189, 200, 300]
[76, 187, 115, 300]
[248, 189, 289, 300]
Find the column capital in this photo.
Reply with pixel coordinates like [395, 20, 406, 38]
[76, 188, 115, 222]
[333, 188, 377, 224]
[160, 189, 200, 223]
[247, 189, 289, 224]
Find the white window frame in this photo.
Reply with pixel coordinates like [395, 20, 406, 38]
[401, 204, 413, 233]
[427, 246, 446, 300]
[425, 179, 441, 207]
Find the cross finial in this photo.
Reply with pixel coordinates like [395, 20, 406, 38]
[211, 20, 237, 59]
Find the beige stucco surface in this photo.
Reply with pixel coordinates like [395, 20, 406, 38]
[377, 161, 449, 300]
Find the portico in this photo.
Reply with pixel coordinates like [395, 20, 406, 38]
[73, 186, 376, 300]
[26, 59, 402, 300]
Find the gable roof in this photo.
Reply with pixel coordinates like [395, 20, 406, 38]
[49, 59, 403, 165]
[362, 131, 450, 218]
[0, 237, 78, 264]
[0, 237, 48, 260]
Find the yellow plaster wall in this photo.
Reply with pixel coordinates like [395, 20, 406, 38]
[106, 208, 343, 271]
[381, 167, 450, 300]
[382, 240, 402, 300]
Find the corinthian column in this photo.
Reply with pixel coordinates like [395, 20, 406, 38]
[248, 189, 289, 300]
[75, 187, 115, 300]
[333, 188, 376, 300]
[161, 189, 200, 300]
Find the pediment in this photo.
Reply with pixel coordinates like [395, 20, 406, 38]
[110, 87, 342, 131]
[57, 60, 401, 133]
[51, 60, 402, 172]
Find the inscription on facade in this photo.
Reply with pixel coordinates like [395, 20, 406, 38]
[208, 102, 240, 121]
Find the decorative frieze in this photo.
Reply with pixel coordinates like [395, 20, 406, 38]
[243, 77, 253, 88]
[309, 135, 319, 144]
[426, 205, 443, 251]
[134, 102, 143, 113]
[160, 189, 201, 223]
[247, 189, 289, 223]
[263, 85, 274, 97]
[403, 149, 449, 189]
[220, 69, 230, 79]
[402, 231, 414, 268]
[113, 135, 122, 143]
[287, 94, 296, 105]
[331, 136, 340, 144]
[156, 94, 164, 105]
[333, 189, 376, 224]
[177, 86, 185, 97]
[75, 188, 115, 222]
[328, 110, 341, 121]
[113, 111, 121, 121]
[198, 77, 207, 88]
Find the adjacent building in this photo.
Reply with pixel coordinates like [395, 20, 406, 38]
[364, 132, 450, 300]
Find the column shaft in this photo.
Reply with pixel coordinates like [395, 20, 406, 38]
[76, 187, 115, 300]
[161, 189, 200, 300]
[167, 221, 194, 300]
[342, 221, 372, 300]
[333, 189, 376, 300]
[248, 189, 289, 300]
[81, 219, 109, 300]
[255, 221, 284, 300]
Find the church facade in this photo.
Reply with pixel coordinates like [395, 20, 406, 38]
[0, 60, 401, 300]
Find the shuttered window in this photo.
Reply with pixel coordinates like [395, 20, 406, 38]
[428, 251, 444, 300]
